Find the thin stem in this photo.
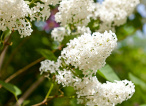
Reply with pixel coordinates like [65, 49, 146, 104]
[5, 57, 45, 83]
[3, 37, 29, 71]
[45, 83, 54, 100]
[15, 96, 21, 106]
[32, 83, 54, 106]
[16, 76, 45, 106]
[0, 32, 12, 55]
[0, 32, 12, 71]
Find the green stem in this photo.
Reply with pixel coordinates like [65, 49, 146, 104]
[31, 0, 36, 3]
[32, 83, 54, 106]
[15, 96, 21, 106]
[45, 83, 54, 100]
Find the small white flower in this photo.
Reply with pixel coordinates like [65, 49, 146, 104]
[55, 0, 94, 26]
[60, 31, 117, 75]
[0, 0, 32, 37]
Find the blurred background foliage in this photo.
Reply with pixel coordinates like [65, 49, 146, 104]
[0, 0, 146, 106]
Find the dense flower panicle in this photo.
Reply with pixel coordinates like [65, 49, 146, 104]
[37, 0, 138, 105]
[76, 77, 135, 106]
[40, 30, 135, 105]
[99, 80, 135, 105]
[93, 0, 140, 26]
[92, 0, 140, 32]
[0, 0, 32, 37]
[60, 31, 117, 75]
[55, 0, 94, 27]
[0, 0, 61, 37]
[40, 60, 135, 105]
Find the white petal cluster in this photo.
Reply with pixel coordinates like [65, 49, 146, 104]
[40, 60, 135, 105]
[40, 59, 80, 87]
[56, 69, 80, 87]
[40, 60, 60, 74]
[73, 26, 91, 35]
[0, 0, 32, 37]
[91, 0, 140, 33]
[61, 31, 117, 75]
[51, 27, 69, 42]
[40, 30, 135, 105]
[55, 0, 94, 26]
[93, 0, 140, 26]
[30, 2, 51, 21]
[76, 77, 135, 106]
[51, 26, 91, 42]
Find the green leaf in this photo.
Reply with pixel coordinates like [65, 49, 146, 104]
[41, 37, 51, 46]
[140, 105, 146, 106]
[97, 64, 120, 82]
[129, 73, 146, 91]
[36, 49, 57, 61]
[0, 80, 21, 97]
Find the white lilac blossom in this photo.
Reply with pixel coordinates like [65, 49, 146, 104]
[0, 0, 32, 37]
[93, 0, 140, 26]
[92, 0, 140, 32]
[39, 0, 138, 105]
[51, 26, 91, 42]
[51, 27, 69, 42]
[60, 31, 117, 75]
[55, 69, 80, 87]
[40, 59, 80, 87]
[0, 0, 59, 37]
[40, 60, 60, 74]
[97, 22, 116, 33]
[73, 26, 91, 35]
[30, 0, 61, 21]
[76, 77, 135, 106]
[40, 61, 135, 106]
[55, 0, 94, 27]
[30, 2, 51, 21]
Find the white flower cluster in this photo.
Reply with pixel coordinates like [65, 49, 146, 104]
[40, 31, 135, 105]
[0, 0, 61, 37]
[40, 60, 60, 74]
[61, 31, 117, 75]
[40, 62, 135, 106]
[55, 0, 94, 27]
[51, 27, 70, 42]
[75, 77, 135, 106]
[73, 26, 91, 36]
[52, 0, 139, 42]
[92, 0, 140, 32]
[56, 69, 80, 87]
[0, 0, 32, 37]
[39, 0, 138, 105]
[30, 0, 61, 21]
[30, 2, 51, 22]
[51, 26, 91, 42]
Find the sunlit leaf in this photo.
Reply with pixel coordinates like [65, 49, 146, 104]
[129, 73, 146, 91]
[36, 49, 57, 60]
[0, 80, 21, 97]
[140, 104, 146, 106]
[97, 64, 120, 82]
